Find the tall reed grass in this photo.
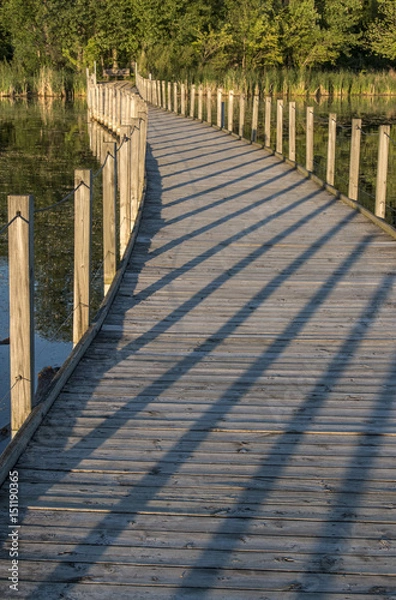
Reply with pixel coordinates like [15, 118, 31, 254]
[0, 62, 87, 97]
[173, 67, 396, 98]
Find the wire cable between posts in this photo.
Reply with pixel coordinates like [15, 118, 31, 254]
[385, 132, 396, 147]
[0, 214, 21, 237]
[34, 182, 84, 214]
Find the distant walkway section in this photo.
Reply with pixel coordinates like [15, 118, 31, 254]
[1, 107, 396, 598]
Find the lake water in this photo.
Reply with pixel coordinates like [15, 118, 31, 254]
[0, 97, 102, 437]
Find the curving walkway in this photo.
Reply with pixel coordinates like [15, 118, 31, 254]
[1, 107, 396, 598]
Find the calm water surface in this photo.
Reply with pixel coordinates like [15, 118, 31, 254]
[0, 98, 102, 433]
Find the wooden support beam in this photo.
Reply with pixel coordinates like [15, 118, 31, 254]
[251, 88, 259, 142]
[228, 90, 234, 133]
[289, 101, 296, 162]
[217, 89, 222, 128]
[73, 170, 92, 346]
[8, 195, 34, 436]
[264, 97, 271, 148]
[375, 125, 390, 219]
[276, 99, 283, 155]
[306, 106, 314, 173]
[190, 84, 195, 118]
[102, 142, 117, 295]
[348, 118, 362, 201]
[327, 113, 337, 187]
[119, 125, 132, 258]
[239, 93, 245, 138]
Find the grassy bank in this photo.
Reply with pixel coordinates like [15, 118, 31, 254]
[0, 62, 87, 98]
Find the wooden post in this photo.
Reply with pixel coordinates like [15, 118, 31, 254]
[228, 90, 234, 133]
[348, 118, 362, 201]
[168, 82, 172, 111]
[130, 117, 140, 225]
[327, 113, 337, 186]
[251, 87, 259, 142]
[8, 195, 34, 435]
[162, 81, 166, 109]
[217, 89, 222, 128]
[73, 169, 92, 346]
[110, 86, 115, 131]
[119, 125, 132, 258]
[173, 82, 178, 114]
[264, 96, 271, 148]
[198, 85, 203, 121]
[239, 93, 245, 138]
[190, 84, 196, 118]
[306, 106, 314, 172]
[276, 99, 283, 155]
[207, 88, 212, 124]
[138, 106, 148, 201]
[289, 101, 296, 162]
[103, 142, 117, 294]
[156, 81, 160, 108]
[181, 83, 186, 116]
[375, 125, 390, 219]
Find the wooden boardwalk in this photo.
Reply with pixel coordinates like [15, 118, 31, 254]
[1, 106, 396, 598]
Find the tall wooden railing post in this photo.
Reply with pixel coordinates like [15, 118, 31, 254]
[138, 105, 148, 201]
[264, 96, 271, 148]
[375, 125, 390, 219]
[73, 169, 92, 346]
[239, 93, 245, 138]
[157, 80, 162, 107]
[276, 99, 283, 155]
[181, 83, 186, 116]
[289, 101, 296, 162]
[327, 113, 337, 187]
[198, 85, 203, 121]
[217, 89, 222, 128]
[168, 82, 172, 111]
[162, 81, 166, 109]
[190, 84, 196, 118]
[251, 87, 259, 142]
[207, 88, 212, 125]
[130, 95, 141, 225]
[119, 125, 132, 257]
[173, 82, 178, 114]
[8, 195, 34, 436]
[306, 107, 314, 172]
[228, 90, 234, 133]
[103, 142, 117, 294]
[348, 118, 362, 201]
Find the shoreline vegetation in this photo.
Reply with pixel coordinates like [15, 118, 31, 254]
[193, 67, 396, 98]
[1, 1, 396, 100]
[2, 63, 396, 100]
[0, 64, 87, 98]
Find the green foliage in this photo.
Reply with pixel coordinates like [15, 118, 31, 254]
[0, 0, 396, 87]
[368, 0, 396, 61]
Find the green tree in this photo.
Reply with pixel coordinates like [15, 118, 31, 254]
[367, 0, 396, 61]
[280, 0, 323, 67]
[224, 0, 282, 71]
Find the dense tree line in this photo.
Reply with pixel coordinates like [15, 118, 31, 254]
[0, 0, 395, 77]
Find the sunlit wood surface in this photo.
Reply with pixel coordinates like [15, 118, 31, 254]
[1, 107, 396, 598]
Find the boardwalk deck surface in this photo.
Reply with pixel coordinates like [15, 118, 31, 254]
[1, 107, 396, 598]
